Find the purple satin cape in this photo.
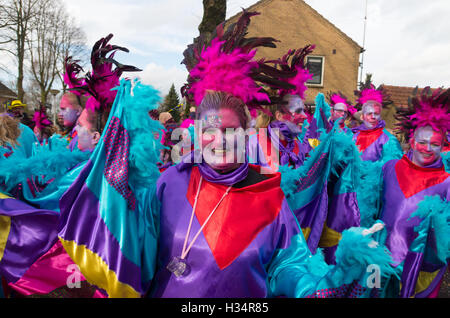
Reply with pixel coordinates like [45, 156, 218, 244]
[149, 163, 300, 297]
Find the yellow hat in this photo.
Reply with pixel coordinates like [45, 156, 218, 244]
[9, 100, 27, 109]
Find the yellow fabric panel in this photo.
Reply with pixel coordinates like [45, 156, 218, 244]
[302, 227, 311, 241]
[308, 138, 321, 149]
[59, 237, 141, 298]
[0, 192, 12, 199]
[0, 215, 11, 262]
[318, 225, 342, 248]
[414, 270, 441, 296]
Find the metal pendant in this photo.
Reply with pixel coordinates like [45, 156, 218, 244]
[167, 256, 188, 278]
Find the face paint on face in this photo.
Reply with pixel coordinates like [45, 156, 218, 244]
[331, 103, 348, 121]
[283, 95, 308, 128]
[75, 109, 97, 152]
[411, 126, 444, 167]
[200, 108, 245, 173]
[361, 101, 382, 129]
[33, 126, 43, 143]
[59, 95, 81, 127]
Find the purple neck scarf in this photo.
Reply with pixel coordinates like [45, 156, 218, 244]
[352, 120, 386, 133]
[406, 149, 443, 169]
[178, 150, 249, 186]
[268, 121, 303, 168]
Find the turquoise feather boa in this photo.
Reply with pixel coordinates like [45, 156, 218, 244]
[409, 195, 450, 264]
[115, 79, 165, 188]
[0, 136, 90, 193]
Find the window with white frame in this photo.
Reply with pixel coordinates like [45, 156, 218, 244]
[306, 56, 324, 86]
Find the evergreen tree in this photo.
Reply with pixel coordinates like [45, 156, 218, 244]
[162, 83, 181, 122]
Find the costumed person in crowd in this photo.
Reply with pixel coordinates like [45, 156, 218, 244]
[352, 83, 403, 162]
[0, 34, 142, 298]
[247, 45, 316, 173]
[7, 100, 33, 128]
[0, 111, 37, 162]
[32, 104, 55, 145]
[282, 91, 363, 265]
[158, 111, 179, 168]
[359, 86, 450, 297]
[57, 57, 90, 151]
[442, 133, 450, 153]
[327, 91, 358, 133]
[0, 112, 23, 160]
[169, 117, 196, 168]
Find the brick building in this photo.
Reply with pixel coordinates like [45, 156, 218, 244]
[0, 81, 17, 111]
[226, 0, 363, 105]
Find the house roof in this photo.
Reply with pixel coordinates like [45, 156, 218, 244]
[0, 81, 17, 99]
[381, 85, 444, 108]
[226, 0, 362, 51]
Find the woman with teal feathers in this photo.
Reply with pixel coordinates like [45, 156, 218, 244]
[361, 87, 450, 298]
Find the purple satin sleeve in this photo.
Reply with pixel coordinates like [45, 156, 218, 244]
[0, 198, 59, 283]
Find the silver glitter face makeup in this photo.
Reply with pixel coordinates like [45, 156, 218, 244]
[285, 95, 306, 117]
[362, 102, 381, 128]
[332, 102, 347, 120]
[411, 126, 444, 166]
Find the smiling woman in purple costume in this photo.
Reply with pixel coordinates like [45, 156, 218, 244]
[371, 87, 450, 298]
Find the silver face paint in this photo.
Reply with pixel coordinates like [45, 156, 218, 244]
[412, 126, 443, 166]
[332, 102, 348, 120]
[285, 94, 306, 117]
[59, 107, 80, 126]
[362, 102, 381, 128]
[75, 124, 96, 152]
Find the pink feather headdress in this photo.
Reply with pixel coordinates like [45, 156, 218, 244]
[357, 86, 383, 106]
[328, 91, 357, 115]
[32, 104, 53, 130]
[395, 86, 450, 141]
[188, 37, 270, 107]
[181, 10, 298, 113]
[354, 78, 392, 111]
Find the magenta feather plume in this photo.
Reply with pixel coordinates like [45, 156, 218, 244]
[395, 87, 450, 141]
[409, 89, 450, 135]
[189, 38, 270, 106]
[278, 65, 312, 99]
[357, 87, 384, 105]
[276, 45, 315, 99]
[329, 92, 357, 115]
[63, 57, 85, 96]
[33, 106, 52, 130]
[79, 34, 141, 113]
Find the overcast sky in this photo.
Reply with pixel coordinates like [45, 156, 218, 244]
[2, 0, 450, 97]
